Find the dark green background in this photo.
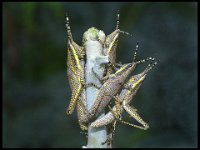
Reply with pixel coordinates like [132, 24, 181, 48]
[3, 2, 197, 148]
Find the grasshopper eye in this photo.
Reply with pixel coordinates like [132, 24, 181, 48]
[128, 64, 132, 67]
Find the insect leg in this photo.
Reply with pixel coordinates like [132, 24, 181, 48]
[108, 99, 148, 130]
[123, 104, 149, 130]
[85, 83, 101, 89]
[101, 138, 110, 146]
[90, 106, 117, 128]
[77, 99, 88, 131]
[114, 62, 123, 68]
[67, 57, 84, 115]
[101, 122, 116, 147]
[109, 120, 117, 148]
[113, 95, 122, 119]
[104, 96, 121, 146]
[100, 105, 119, 147]
[66, 83, 83, 115]
[108, 62, 123, 72]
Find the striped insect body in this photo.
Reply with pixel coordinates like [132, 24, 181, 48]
[65, 12, 159, 140]
[87, 44, 156, 121]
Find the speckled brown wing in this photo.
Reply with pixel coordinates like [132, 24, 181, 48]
[66, 40, 84, 115]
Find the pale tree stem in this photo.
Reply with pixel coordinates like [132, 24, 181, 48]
[83, 39, 109, 148]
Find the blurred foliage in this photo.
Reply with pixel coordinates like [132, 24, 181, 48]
[3, 2, 197, 148]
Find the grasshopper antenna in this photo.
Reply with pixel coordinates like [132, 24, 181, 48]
[132, 43, 155, 65]
[116, 10, 133, 37]
[65, 12, 73, 41]
[119, 30, 133, 37]
[135, 57, 155, 65]
[116, 10, 120, 30]
[144, 59, 160, 74]
[133, 42, 139, 61]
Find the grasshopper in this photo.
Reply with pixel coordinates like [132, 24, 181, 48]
[66, 14, 91, 130]
[66, 11, 132, 123]
[87, 45, 155, 121]
[67, 49, 88, 130]
[66, 13, 86, 115]
[103, 11, 133, 77]
[92, 60, 159, 146]
[90, 60, 159, 129]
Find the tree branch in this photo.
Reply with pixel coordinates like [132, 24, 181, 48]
[83, 27, 109, 148]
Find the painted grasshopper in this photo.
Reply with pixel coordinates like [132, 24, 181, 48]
[92, 60, 159, 146]
[66, 12, 158, 134]
[91, 60, 159, 129]
[67, 48, 88, 130]
[87, 46, 155, 121]
[103, 11, 133, 77]
[66, 14, 90, 130]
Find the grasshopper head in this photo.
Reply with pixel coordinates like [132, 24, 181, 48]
[128, 59, 159, 88]
[105, 30, 119, 48]
[114, 62, 136, 77]
[83, 27, 105, 44]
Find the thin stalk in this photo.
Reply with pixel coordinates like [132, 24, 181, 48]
[83, 28, 109, 148]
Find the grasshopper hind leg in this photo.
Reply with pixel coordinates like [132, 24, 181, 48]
[109, 97, 149, 130]
[85, 83, 101, 89]
[123, 105, 149, 130]
[66, 84, 82, 115]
